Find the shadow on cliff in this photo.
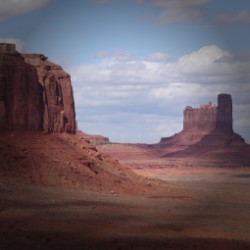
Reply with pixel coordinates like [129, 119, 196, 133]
[162, 130, 250, 163]
[0, 51, 76, 133]
[156, 93, 250, 164]
[0, 53, 44, 131]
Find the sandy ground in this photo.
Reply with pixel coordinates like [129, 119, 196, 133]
[1, 166, 250, 250]
[1, 132, 250, 249]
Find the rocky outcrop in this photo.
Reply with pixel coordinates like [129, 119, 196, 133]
[0, 43, 76, 133]
[160, 93, 245, 146]
[77, 131, 110, 146]
[183, 93, 235, 134]
[158, 93, 246, 160]
[183, 93, 234, 134]
[216, 93, 233, 133]
[183, 102, 217, 132]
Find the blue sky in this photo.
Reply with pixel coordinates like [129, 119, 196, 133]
[1, 0, 250, 143]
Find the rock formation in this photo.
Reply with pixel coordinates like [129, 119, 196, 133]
[216, 93, 233, 133]
[156, 93, 247, 161]
[183, 93, 234, 134]
[0, 43, 76, 133]
[77, 131, 110, 146]
[161, 93, 244, 145]
[183, 102, 217, 133]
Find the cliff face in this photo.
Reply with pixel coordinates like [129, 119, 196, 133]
[183, 102, 217, 132]
[0, 44, 76, 133]
[216, 93, 233, 133]
[0, 51, 43, 131]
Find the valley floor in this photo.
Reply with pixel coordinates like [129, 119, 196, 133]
[1, 166, 250, 250]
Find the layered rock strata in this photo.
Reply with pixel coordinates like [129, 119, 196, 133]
[0, 43, 76, 133]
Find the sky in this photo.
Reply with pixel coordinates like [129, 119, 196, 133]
[0, 0, 250, 143]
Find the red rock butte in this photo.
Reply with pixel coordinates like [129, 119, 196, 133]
[98, 93, 249, 165]
[160, 93, 244, 146]
[0, 43, 76, 133]
[152, 93, 248, 161]
[182, 94, 232, 134]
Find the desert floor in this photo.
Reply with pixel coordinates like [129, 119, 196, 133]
[1, 165, 250, 250]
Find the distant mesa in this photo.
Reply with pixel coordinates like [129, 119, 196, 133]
[182, 93, 233, 134]
[98, 93, 249, 166]
[156, 93, 248, 162]
[160, 93, 244, 146]
[0, 43, 76, 133]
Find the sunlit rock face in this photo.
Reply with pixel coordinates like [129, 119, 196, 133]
[0, 43, 76, 133]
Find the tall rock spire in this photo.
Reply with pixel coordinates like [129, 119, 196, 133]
[216, 93, 233, 133]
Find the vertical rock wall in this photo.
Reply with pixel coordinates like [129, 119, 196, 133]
[183, 103, 217, 132]
[25, 54, 76, 133]
[216, 93, 233, 133]
[0, 44, 76, 133]
[0, 53, 43, 130]
[183, 94, 234, 134]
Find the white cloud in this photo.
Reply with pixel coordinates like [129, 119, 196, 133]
[149, 83, 204, 100]
[0, 0, 50, 20]
[215, 10, 250, 25]
[147, 52, 170, 62]
[73, 45, 249, 86]
[72, 45, 250, 143]
[0, 37, 25, 52]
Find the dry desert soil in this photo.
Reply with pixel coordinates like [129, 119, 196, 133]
[1, 133, 250, 250]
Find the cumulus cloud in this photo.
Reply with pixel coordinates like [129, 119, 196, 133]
[74, 45, 249, 86]
[72, 45, 250, 143]
[146, 52, 170, 62]
[215, 10, 250, 25]
[0, 37, 25, 52]
[0, 0, 50, 20]
[215, 53, 250, 64]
